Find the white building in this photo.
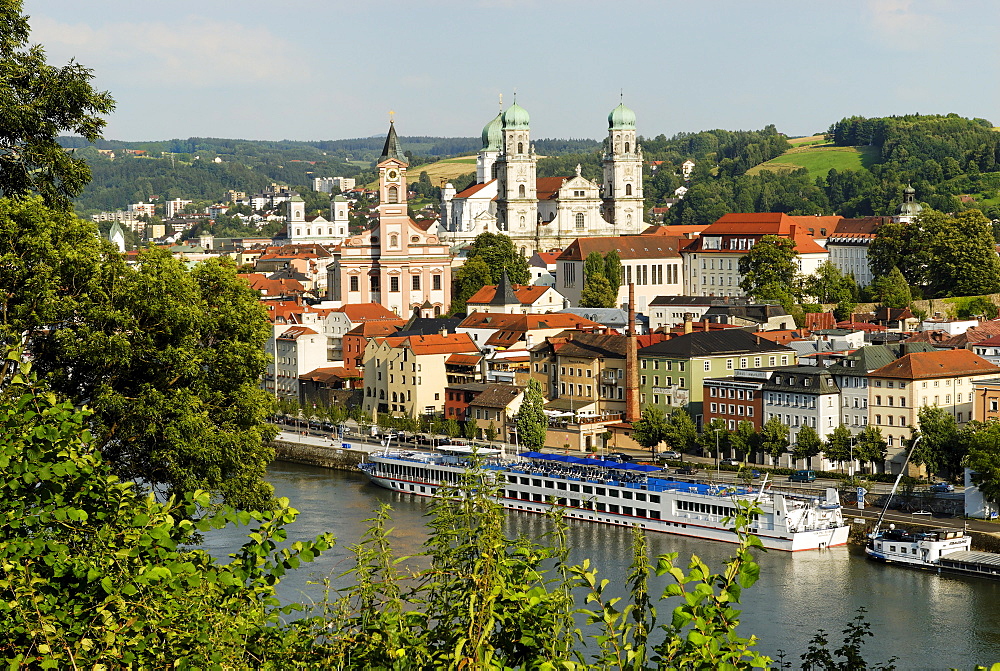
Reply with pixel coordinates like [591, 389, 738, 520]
[761, 366, 842, 468]
[680, 213, 830, 298]
[286, 194, 349, 245]
[165, 198, 193, 219]
[440, 100, 645, 256]
[128, 201, 156, 217]
[271, 326, 329, 400]
[313, 176, 356, 194]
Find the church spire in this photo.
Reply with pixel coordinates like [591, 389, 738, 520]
[490, 269, 518, 307]
[379, 117, 407, 164]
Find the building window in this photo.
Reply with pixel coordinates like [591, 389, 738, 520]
[575, 212, 585, 230]
[390, 233, 398, 247]
[412, 275, 421, 291]
[518, 184, 526, 197]
[518, 142, 524, 154]
[390, 276, 399, 292]
[387, 186, 398, 203]
[704, 361, 711, 372]
[625, 184, 632, 196]
[349, 276, 359, 292]
[564, 264, 577, 288]
[433, 275, 442, 291]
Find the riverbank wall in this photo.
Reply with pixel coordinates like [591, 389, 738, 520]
[272, 438, 366, 471]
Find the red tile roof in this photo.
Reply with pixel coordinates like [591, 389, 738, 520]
[535, 251, 561, 265]
[345, 320, 405, 337]
[681, 213, 830, 255]
[453, 179, 496, 199]
[868, 349, 1000, 380]
[536, 176, 569, 201]
[300, 366, 361, 382]
[380, 332, 479, 356]
[335, 303, 400, 322]
[466, 284, 552, 306]
[558, 234, 684, 261]
[446, 353, 482, 366]
[458, 312, 600, 331]
[278, 326, 319, 340]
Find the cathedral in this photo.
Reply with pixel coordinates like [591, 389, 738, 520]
[440, 99, 645, 256]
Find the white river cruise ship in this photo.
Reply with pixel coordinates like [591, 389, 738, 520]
[359, 448, 849, 552]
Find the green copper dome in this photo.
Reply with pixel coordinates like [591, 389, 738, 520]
[608, 102, 636, 129]
[482, 112, 503, 151]
[502, 101, 530, 130]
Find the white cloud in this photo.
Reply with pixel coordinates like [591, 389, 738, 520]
[31, 15, 311, 87]
[863, 0, 945, 47]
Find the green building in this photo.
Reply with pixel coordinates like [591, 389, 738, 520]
[638, 329, 796, 426]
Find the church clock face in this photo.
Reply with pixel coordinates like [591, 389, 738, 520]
[386, 169, 399, 182]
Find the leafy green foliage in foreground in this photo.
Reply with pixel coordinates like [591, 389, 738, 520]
[0, 356, 898, 668]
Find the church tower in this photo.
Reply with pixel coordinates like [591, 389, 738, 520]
[495, 99, 538, 238]
[478, 111, 503, 183]
[603, 101, 644, 233]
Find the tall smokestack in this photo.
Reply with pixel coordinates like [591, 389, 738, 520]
[625, 282, 640, 423]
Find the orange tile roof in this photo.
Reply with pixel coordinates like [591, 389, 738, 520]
[458, 312, 600, 331]
[466, 284, 551, 306]
[535, 251, 561, 265]
[453, 179, 496, 199]
[345, 320, 405, 336]
[381, 332, 479, 356]
[300, 366, 361, 382]
[278, 326, 319, 340]
[535, 176, 569, 201]
[446, 353, 482, 366]
[681, 213, 829, 255]
[868, 349, 1000, 380]
[335, 303, 400, 322]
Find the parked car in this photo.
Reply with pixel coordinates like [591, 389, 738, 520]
[606, 452, 633, 462]
[658, 450, 682, 461]
[789, 470, 817, 483]
[724, 458, 742, 466]
[929, 482, 955, 493]
[675, 464, 699, 475]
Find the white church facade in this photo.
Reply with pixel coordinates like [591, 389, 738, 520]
[440, 99, 646, 256]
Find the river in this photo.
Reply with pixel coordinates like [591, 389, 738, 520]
[201, 461, 1000, 670]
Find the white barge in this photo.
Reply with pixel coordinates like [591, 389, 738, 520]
[359, 448, 849, 552]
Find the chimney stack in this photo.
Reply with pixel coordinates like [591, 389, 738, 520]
[703, 319, 710, 332]
[684, 315, 693, 334]
[625, 282, 640, 424]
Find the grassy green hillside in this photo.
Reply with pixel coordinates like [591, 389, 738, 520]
[746, 144, 880, 179]
[366, 156, 477, 189]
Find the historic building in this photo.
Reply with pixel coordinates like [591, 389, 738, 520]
[440, 99, 646, 256]
[328, 121, 452, 317]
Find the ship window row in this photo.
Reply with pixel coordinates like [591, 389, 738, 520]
[676, 500, 755, 519]
[506, 491, 661, 519]
[504, 475, 660, 503]
[382, 463, 462, 484]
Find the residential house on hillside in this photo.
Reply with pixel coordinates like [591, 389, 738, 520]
[867, 349, 1000, 471]
[362, 332, 479, 417]
[465, 272, 566, 315]
[637, 330, 795, 425]
[679, 213, 830, 298]
[827, 343, 937, 435]
[760, 366, 842, 467]
[556, 233, 688, 310]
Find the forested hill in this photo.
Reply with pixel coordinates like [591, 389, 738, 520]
[58, 134, 601, 214]
[666, 113, 1000, 226]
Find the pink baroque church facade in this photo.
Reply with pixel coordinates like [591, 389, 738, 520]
[328, 121, 452, 317]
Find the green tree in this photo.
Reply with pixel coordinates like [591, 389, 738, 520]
[579, 272, 617, 308]
[758, 415, 790, 466]
[700, 418, 731, 463]
[869, 267, 912, 309]
[603, 249, 623, 291]
[449, 255, 494, 314]
[913, 406, 965, 480]
[664, 408, 700, 455]
[854, 425, 888, 473]
[515, 378, 547, 450]
[823, 424, 854, 470]
[792, 425, 823, 470]
[583, 250, 605, 281]
[0, 0, 115, 209]
[466, 232, 530, 284]
[738, 235, 798, 298]
[443, 418, 460, 438]
[0, 355, 333, 666]
[966, 422, 1000, 507]
[730, 421, 758, 461]
[631, 407, 669, 452]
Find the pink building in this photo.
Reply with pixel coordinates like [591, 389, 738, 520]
[328, 121, 451, 317]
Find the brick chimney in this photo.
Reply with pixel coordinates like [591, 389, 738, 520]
[684, 315, 693, 334]
[703, 319, 710, 332]
[625, 283, 640, 423]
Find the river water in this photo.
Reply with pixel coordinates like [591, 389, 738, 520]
[201, 462, 1000, 670]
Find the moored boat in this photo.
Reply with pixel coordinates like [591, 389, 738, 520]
[359, 448, 849, 552]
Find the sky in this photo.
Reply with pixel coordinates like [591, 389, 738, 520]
[22, 0, 1000, 143]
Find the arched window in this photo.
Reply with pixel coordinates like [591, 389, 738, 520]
[306, 229, 311, 236]
[434, 305, 442, 317]
[518, 184, 526, 198]
[625, 142, 630, 153]
[625, 184, 632, 196]
[390, 233, 398, 247]
[379, 389, 385, 400]
[388, 186, 398, 203]
[392, 391, 398, 403]
[575, 212, 585, 230]
[328, 228, 333, 235]
[520, 246, 527, 256]
[517, 142, 524, 154]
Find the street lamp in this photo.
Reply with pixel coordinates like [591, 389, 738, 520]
[714, 428, 721, 472]
[849, 437, 855, 478]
